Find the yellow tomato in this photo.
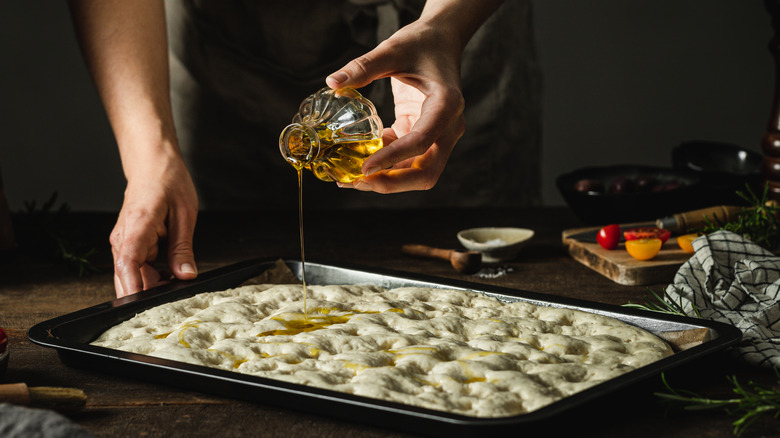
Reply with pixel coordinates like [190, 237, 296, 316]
[677, 233, 699, 253]
[625, 238, 662, 260]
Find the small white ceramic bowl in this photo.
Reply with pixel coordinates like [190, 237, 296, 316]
[457, 227, 534, 263]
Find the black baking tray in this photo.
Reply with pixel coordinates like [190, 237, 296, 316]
[28, 258, 742, 437]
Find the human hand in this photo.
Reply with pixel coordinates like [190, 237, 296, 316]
[326, 18, 466, 193]
[110, 156, 198, 297]
[67, 0, 199, 297]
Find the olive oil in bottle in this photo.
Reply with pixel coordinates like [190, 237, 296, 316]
[286, 127, 383, 183]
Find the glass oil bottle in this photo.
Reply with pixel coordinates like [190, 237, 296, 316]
[279, 87, 383, 183]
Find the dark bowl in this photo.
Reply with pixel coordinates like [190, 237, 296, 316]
[672, 140, 762, 175]
[556, 165, 704, 225]
[672, 141, 763, 205]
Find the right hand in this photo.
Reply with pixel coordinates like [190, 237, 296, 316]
[326, 11, 467, 194]
[110, 155, 199, 297]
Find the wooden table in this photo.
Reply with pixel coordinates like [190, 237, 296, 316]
[1, 208, 777, 437]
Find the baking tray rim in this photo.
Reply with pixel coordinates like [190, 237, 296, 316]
[27, 257, 743, 432]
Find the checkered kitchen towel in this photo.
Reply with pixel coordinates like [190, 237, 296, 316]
[666, 230, 780, 368]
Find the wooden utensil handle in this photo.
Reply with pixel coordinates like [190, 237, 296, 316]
[401, 244, 452, 261]
[657, 205, 742, 233]
[0, 383, 87, 411]
[0, 383, 31, 404]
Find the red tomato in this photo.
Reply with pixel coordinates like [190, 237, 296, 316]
[596, 224, 621, 250]
[623, 227, 671, 244]
[0, 327, 6, 355]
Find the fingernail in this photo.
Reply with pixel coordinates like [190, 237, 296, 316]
[181, 263, 197, 275]
[328, 71, 348, 84]
[363, 166, 379, 176]
[354, 181, 372, 191]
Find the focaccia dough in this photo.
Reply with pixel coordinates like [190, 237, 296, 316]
[91, 284, 672, 417]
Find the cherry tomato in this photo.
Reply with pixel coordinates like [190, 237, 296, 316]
[596, 224, 621, 250]
[0, 327, 6, 355]
[623, 227, 671, 244]
[625, 238, 662, 260]
[677, 233, 699, 253]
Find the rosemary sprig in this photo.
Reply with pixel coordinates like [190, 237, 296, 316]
[623, 288, 701, 318]
[696, 184, 780, 251]
[656, 371, 780, 436]
[18, 192, 99, 276]
[56, 237, 99, 277]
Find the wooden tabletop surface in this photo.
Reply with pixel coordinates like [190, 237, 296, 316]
[1, 207, 777, 437]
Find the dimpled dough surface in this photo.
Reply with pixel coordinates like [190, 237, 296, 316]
[91, 284, 673, 417]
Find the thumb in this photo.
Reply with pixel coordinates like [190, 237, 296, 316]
[167, 214, 198, 281]
[326, 52, 391, 90]
[169, 239, 197, 280]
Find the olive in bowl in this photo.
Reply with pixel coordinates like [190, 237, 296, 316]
[556, 165, 703, 225]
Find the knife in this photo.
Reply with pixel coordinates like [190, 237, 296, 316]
[566, 205, 743, 243]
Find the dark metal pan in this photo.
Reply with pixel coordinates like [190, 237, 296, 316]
[27, 258, 742, 437]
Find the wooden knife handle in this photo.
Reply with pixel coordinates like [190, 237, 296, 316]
[656, 205, 742, 233]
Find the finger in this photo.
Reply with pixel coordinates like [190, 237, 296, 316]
[140, 262, 163, 289]
[167, 209, 198, 281]
[381, 126, 400, 145]
[338, 127, 401, 188]
[353, 149, 443, 193]
[365, 91, 463, 174]
[357, 121, 463, 193]
[354, 166, 437, 193]
[110, 218, 160, 296]
[112, 241, 159, 296]
[362, 129, 429, 175]
[114, 273, 127, 298]
[114, 252, 145, 296]
[326, 47, 398, 90]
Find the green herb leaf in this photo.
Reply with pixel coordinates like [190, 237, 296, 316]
[656, 371, 780, 436]
[18, 192, 99, 276]
[696, 184, 780, 251]
[624, 288, 700, 318]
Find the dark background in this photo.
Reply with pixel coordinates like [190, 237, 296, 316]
[0, 1, 772, 210]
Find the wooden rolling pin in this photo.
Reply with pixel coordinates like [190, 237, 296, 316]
[656, 205, 743, 233]
[0, 383, 86, 412]
[402, 244, 482, 274]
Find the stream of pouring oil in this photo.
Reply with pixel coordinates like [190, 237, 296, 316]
[297, 169, 308, 319]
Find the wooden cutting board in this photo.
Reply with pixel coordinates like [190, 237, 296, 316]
[562, 227, 692, 286]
